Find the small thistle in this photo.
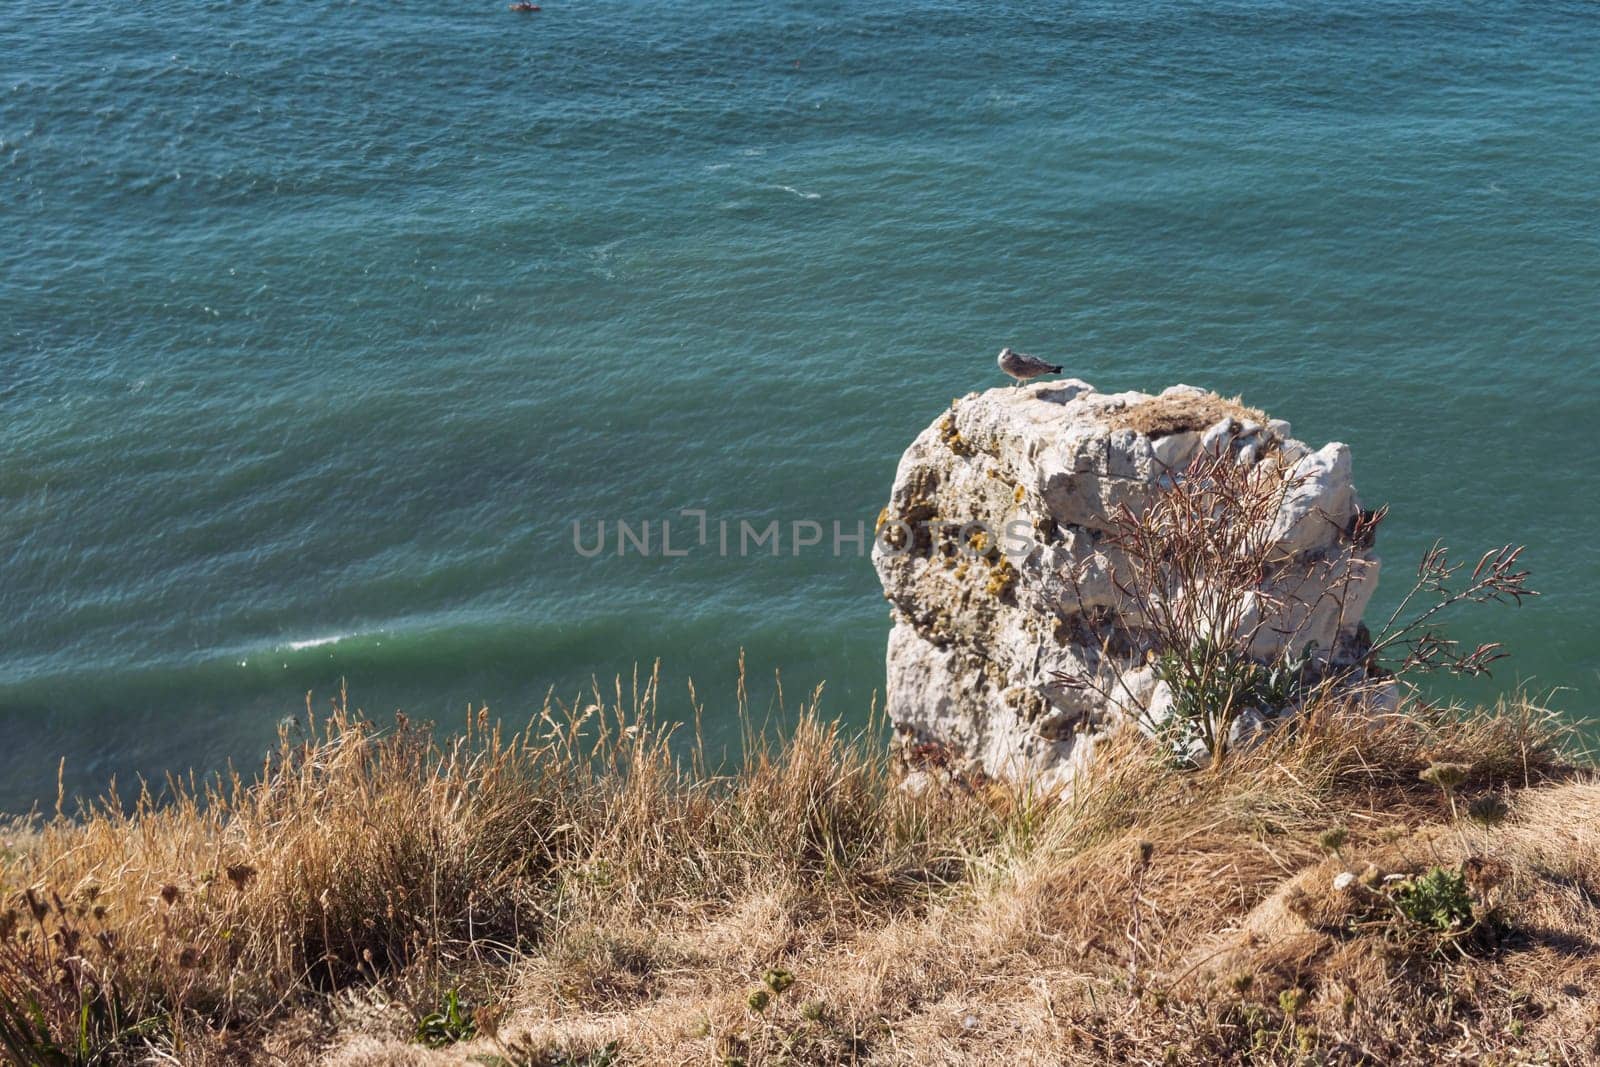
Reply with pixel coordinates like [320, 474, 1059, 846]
[159, 884, 181, 906]
[1229, 971, 1254, 995]
[763, 967, 795, 994]
[177, 945, 202, 969]
[1278, 988, 1306, 1017]
[746, 989, 770, 1014]
[23, 888, 48, 922]
[225, 864, 257, 890]
[1317, 827, 1348, 855]
[799, 1000, 825, 1022]
[1467, 794, 1509, 826]
[1419, 761, 1470, 791]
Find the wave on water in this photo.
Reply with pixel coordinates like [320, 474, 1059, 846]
[283, 634, 353, 653]
[772, 184, 821, 200]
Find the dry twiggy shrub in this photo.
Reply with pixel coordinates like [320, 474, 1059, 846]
[1054, 436, 1535, 767]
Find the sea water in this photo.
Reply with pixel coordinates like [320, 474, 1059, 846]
[4, 0, 1598, 811]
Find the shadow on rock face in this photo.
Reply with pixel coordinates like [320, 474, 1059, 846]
[1029, 383, 1093, 405]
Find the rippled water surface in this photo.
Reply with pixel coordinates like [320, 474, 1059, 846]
[4, 0, 1598, 811]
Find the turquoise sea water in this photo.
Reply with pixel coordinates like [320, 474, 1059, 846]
[4, 1, 1598, 813]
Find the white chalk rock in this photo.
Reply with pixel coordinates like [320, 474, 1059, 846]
[1271, 443, 1359, 556]
[873, 380, 1382, 791]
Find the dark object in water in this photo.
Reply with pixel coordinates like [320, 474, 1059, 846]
[509, 2, 540, 10]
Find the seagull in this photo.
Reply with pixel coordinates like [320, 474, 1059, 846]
[997, 347, 1062, 386]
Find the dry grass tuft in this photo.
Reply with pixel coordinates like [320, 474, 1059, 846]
[1110, 391, 1268, 437]
[1, 673, 1595, 1065]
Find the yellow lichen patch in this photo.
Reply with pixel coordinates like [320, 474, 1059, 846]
[1110, 391, 1268, 437]
[875, 507, 889, 534]
[1013, 484, 1026, 504]
[938, 410, 975, 458]
[985, 558, 1018, 599]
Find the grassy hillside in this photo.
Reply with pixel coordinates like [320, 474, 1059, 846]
[1, 670, 1595, 1065]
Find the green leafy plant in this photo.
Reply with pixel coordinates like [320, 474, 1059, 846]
[1391, 867, 1475, 934]
[415, 988, 476, 1048]
[1150, 639, 1317, 764]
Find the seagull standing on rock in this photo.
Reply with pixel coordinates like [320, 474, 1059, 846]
[997, 347, 1062, 386]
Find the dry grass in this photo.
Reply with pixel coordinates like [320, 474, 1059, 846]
[1110, 392, 1269, 437]
[1, 672, 1596, 1065]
